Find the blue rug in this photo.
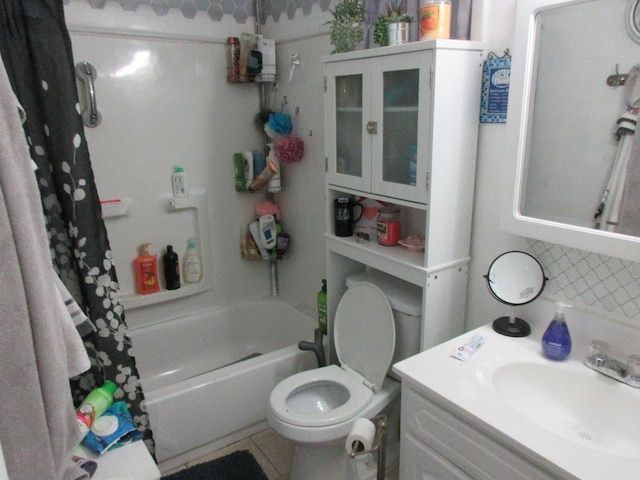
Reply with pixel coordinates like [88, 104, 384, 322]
[162, 450, 268, 480]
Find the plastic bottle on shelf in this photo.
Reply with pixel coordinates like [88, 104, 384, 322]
[76, 381, 117, 438]
[134, 243, 159, 295]
[183, 238, 202, 284]
[163, 245, 180, 290]
[172, 166, 188, 198]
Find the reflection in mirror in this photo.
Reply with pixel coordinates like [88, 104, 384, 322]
[485, 251, 546, 337]
[503, 0, 640, 262]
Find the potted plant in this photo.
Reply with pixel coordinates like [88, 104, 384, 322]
[372, 0, 413, 47]
[327, 0, 365, 54]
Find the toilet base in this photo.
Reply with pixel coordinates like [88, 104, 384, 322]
[289, 399, 400, 480]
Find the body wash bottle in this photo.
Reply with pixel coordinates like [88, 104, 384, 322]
[541, 302, 572, 360]
[183, 238, 202, 284]
[134, 243, 159, 295]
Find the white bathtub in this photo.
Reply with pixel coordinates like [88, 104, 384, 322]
[129, 297, 317, 468]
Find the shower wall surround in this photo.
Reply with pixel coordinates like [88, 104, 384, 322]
[62, 0, 331, 23]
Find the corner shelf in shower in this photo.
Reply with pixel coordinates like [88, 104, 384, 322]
[119, 190, 213, 310]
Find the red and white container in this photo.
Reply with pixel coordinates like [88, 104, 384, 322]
[377, 206, 401, 246]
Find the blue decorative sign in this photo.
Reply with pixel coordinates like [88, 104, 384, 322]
[480, 52, 511, 123]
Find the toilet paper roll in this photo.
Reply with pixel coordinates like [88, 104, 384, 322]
[345, 418, 376, 455]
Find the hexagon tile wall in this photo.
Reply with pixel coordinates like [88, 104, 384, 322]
[63, 0, 332, 23]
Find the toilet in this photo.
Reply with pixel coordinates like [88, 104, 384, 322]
[268, 270, 421, 480]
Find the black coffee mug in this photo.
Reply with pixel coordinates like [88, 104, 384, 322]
[334, 198, 363, 237]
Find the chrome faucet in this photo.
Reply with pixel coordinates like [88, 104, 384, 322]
[584, 340, 640, 388]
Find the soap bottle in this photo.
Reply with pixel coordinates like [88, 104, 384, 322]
[134, 243, 159, 295]
[317, 279, 327, 335]
[163, 245, 180, 290]
[76, 381, 117, 437]
[172, 166, 188, 198]
[183, 238, 202, 284]
[541, 302, 572, 360]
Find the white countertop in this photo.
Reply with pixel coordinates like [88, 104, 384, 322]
[393, 324, 640, 480]
[74, 441, 160, 480]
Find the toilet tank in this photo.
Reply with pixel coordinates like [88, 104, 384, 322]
[346, 270, 422, 376]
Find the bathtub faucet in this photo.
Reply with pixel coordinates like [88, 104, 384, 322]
[298, 328, 326, 368]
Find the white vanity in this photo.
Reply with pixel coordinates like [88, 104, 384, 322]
[393, 325, 640, 479]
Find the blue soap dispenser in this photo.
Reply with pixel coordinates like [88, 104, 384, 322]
[542, 302, 572, 360]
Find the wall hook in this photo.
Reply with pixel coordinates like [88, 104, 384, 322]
[607, 64, 629, 87]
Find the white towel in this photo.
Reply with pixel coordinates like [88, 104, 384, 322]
[0, 55, 89, 480]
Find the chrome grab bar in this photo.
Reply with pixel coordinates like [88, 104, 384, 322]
[75, 61, 102, 128]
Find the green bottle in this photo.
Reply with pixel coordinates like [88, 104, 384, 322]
[76, 381, 117, 437]
[317, 279, 327, 335]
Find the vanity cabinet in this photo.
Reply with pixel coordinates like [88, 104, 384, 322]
[399, 383, 562, 480]
[323, 41, 484, 353]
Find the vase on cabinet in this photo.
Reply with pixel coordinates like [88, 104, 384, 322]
[387, 22, 411, 46]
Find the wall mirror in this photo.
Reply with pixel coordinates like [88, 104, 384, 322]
[502, 0, 640, 262]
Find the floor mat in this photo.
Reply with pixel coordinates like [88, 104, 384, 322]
[162, 450, 268, 480]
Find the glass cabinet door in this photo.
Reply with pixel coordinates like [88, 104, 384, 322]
[335, 74, 363, 178]
[373, 51, 432, 204]
[325, 60, 372, 192]
[381, 68, 419, 185]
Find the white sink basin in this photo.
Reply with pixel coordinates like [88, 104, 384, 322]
[491, 361, 640, 460]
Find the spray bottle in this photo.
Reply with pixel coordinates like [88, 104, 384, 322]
[541, 302, 572, 360]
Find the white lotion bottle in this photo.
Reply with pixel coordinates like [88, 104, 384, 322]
[183, 237, 202, 283]
[172, 166, 188, 198]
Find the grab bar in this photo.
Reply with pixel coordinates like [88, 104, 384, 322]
[75, 61, 102, 128]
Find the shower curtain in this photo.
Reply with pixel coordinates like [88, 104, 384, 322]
[0, 0, 154, 454]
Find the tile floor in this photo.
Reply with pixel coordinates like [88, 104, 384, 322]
[161, 427, 399, 480]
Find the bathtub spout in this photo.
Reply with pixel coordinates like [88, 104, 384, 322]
[298, 328, 326, 368]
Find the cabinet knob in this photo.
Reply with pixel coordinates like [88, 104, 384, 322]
[366, 121, 377, 134]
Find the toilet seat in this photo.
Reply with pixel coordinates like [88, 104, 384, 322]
[269, 365, 373, 427]
[270, 283, 396, 428]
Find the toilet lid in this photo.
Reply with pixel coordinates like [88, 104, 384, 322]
[334, 282, 396, 390]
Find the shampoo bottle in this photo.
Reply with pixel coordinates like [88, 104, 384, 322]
[183, 238, 202, 284]
[172, 166, 188, 198]
[134, 243, 159, 295]
[163, 245, 180, 290]
[317, 279, 327, 335]
[541, 302, 572, 361]
[76, 381, 117, 437]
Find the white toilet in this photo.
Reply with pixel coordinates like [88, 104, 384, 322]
[268, 271, 421, 480]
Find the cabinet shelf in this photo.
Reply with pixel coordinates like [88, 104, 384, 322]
[326, 234, 426, 287]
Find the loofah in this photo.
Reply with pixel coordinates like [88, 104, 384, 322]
[275, 106, 304, 164]
[255, 199, 281, 221]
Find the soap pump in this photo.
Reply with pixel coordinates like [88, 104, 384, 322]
[541, 302, 572, 360]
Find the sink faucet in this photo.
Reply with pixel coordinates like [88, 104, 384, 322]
[584, 340, 640, 388]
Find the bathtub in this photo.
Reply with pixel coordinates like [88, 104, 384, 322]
[128, 297, 317, 467]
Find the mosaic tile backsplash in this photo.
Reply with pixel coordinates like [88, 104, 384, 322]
[528, 239, 640, 321]
[63, 0, 332, 23]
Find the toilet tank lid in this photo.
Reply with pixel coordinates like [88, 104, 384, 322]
[346, 270, 422, 316]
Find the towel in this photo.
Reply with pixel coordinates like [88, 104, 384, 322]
[0, 55, 89, 480]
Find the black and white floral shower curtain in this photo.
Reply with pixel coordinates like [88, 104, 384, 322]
[0, 0, 154, 454]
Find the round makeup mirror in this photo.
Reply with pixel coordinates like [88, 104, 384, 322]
[484, 251, 547, 337]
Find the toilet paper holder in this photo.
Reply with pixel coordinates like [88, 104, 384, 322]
[348, 415, 387, 480]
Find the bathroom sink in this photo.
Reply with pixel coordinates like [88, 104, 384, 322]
[394, 324, 640, 480]
[491, 361, 640, 460]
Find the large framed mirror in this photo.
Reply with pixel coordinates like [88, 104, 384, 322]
[502, 0, 640, 262]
